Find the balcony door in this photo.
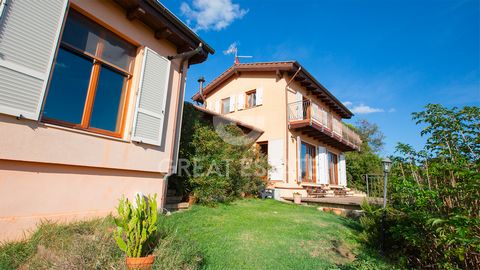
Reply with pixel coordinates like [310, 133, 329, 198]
[301, 142, 316, 183]
[328, 152, 338, 185]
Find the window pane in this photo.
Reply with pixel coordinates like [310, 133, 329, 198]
[89, 66, 126, 132]
[301, 143, 307, 180]
[102, 31, 136, 70]
[43, 48, 92, 124]
[61, 10, 135, 71]
[61, 10, 100, 56]
[222, 98, 230, 114]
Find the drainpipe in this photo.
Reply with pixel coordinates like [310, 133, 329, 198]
[162, 43, 204, 208]
[284, 66, 302, 184]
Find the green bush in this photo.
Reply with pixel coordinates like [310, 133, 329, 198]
[188, 123, 269, 205]
[360, 104, 480, 269]
[176, 103, 269, 205]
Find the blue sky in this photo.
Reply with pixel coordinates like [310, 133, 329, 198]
[161, 0, 480, 155]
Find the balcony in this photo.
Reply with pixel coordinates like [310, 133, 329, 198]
[288, 100, 362, 151]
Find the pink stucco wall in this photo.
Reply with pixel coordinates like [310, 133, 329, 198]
[0, 0, 185, 241]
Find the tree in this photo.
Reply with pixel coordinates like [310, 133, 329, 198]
[361, 104, 480, 269]
[345, 120, 384, 192]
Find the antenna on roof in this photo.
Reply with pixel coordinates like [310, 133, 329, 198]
[223, 42, 253, 65]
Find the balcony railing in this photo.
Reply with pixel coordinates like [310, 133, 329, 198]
[288, 99, 362, 149]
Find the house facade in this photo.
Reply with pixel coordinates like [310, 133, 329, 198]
[0, 0, 213, 241]
[192, 61, 361, 198]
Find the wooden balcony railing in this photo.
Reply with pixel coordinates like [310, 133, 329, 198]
[288, 99, 362, 149]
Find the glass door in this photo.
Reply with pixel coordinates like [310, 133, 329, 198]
[301, 142, 316, 183]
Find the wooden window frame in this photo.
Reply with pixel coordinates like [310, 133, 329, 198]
[42, 7, 136, 139]
[301, 142, 316, 183]
[221, 97, 230, 114]
[245, 89, 257, 109]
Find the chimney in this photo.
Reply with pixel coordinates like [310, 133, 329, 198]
[198, 76, 206, 107]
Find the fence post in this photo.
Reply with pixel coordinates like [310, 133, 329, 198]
[365, 174, 369, 197]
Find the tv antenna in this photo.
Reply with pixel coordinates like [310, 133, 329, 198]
[234, 50, 253, 65]
[224, 42, 253, 65]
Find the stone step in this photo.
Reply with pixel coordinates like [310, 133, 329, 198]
[165, 202, 190, 211]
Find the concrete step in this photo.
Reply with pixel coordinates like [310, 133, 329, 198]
[165, 202, 190, 211]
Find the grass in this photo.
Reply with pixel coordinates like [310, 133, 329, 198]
[0, 199, 395, 269]
[161, 199, 393, 270]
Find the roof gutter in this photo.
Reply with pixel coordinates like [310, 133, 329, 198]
[163, 43, 203, 208]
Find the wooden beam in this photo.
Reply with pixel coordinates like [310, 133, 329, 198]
[295, 76, 306, 82]
[127, 6, 146, 21]
[155, 27, 173, 39]
[301, 81, 311, 87]
[276, 70, 283, 80]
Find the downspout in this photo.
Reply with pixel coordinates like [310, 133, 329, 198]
[284, 66, 302, 184]
[162, 43, 204, 208]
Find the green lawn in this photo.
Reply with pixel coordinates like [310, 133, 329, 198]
[0, 199, 393, 269]
[161, 199, 388, 270]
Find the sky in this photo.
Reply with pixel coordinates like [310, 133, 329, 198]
[161, 0, 480, 156]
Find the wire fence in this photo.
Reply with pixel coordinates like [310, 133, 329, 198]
[363, 174, 384, 198]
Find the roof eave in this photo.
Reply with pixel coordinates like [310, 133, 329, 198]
[113, 0, 214, 65]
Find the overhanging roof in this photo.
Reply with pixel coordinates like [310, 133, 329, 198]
[113, 0, 215, 65]
[192, 61, 354, 118]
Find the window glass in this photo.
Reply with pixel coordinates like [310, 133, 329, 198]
[89, 66, 126, 132]
[102, 32, 136, 70]
[62, 10, 135, 70]
[43, 48, 92, 124]
[62, 10, 100, 56]
[222, 98, 230, 114]
[247, 91, 256, 108]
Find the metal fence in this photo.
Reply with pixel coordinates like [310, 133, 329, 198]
[363, 174, 384, 198]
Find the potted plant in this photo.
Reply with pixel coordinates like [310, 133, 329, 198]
[114, 194, 158, 270]
[187, 192, 197, 206]
[293, 192, 302, 204]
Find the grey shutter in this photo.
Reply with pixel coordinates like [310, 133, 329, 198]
[0, 0, 68, 120]
[132, 47, 171, 146]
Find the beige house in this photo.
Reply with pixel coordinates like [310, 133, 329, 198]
[192, 61, 361, 198]
[0, 0, 213, 241]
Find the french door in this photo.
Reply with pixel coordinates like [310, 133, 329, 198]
[301, 142, 316, 183]
[328, 152, 338, 185]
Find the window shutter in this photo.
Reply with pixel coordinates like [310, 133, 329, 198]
[229, 95, 235, 112]
[317, 146, 329, 184]
[0, 0, 68, 120]
[268, 138, 284, 181]
[131, 47, 171, 146]
[215, 100, 220, 113]
[297, 136, 302, 182]
[339, 154, 347, 186]
[256, 87, 263, 105]
[237, 93, 245, 110]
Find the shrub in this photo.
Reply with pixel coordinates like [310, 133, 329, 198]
[188, 123, 269, 205]
[360, 104, 480, 269]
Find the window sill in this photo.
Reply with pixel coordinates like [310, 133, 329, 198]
[42, 122, 130, 143]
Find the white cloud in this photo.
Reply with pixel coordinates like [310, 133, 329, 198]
[350, 104, 384, 114]
[343, 101, 353, 107]
[223, 42, 238, 55]
[180, 0, 248, 31]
